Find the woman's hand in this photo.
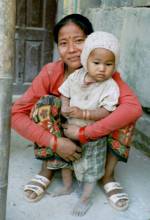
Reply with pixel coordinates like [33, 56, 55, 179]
[51, 137, 81, 162]
[62, 124, 80, 140]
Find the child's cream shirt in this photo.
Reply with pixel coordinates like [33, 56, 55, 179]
[59, 68, 119, 127]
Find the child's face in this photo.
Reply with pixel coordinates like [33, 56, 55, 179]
[86, 48, 115, 82]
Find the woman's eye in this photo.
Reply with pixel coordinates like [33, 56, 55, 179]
[59, 42, 67, 46]
[75, 39, 84, 44]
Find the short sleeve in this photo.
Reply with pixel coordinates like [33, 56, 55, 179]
[58, 70, 79, 98]
[99, 79, 120, 111]
[58, 77, 71, 98]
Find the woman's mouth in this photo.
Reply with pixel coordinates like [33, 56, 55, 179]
[68, 56, 80, 62]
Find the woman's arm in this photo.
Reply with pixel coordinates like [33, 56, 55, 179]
[11, 65, 53, 147]
[63, 72, 142, 141]
[11, 63, 82, 161]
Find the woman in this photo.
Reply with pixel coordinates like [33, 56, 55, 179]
[11, 14, 142, 210]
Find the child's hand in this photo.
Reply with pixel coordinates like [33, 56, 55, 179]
[61, 106, 71, 118]
[68, 106, 83, 119]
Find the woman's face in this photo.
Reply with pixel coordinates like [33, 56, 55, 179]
[57, 22, 86, 73]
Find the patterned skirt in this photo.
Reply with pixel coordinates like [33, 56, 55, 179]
[108, 124, 134, 162]
[31, 95, 134, 164]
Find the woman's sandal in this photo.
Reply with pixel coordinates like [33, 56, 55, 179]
[24, 174, 50, 202]
[103, 181, 129, 211]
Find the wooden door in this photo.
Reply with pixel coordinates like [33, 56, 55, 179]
[13, 0, 57, 94]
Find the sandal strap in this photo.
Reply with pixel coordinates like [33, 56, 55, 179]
[104, 181, 123, 193]
[109, 193, 129, 204]
[24, 184, 44, 196]
[31, 175, 50, 188]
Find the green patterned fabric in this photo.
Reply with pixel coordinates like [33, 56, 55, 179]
[31, 95, 134, 166]
[31, 95, 71, 169]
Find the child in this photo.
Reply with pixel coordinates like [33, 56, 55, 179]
[58, 31, 120, 216]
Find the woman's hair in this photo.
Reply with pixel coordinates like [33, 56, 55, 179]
[53, 14, 94, 44]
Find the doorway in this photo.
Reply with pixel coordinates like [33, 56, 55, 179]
[13, 0, 57, 94]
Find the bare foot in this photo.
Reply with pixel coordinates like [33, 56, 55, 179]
[51, 186, 73, 197]
[72, 198, 92, 216]
[72, 182, 95, 216]
[51, 168, 73, 197]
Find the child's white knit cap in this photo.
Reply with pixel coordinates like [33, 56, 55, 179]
[81, 31, 120, 71]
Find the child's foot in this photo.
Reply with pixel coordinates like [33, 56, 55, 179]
[51, 186, 73, 197]
[72, 199, 92, 216]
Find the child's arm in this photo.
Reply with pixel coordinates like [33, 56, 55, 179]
[60, 95, 107, 121]
[69, 78, 119, 121]
[68, 106, 110, 121]
[60, 95, 70, 118]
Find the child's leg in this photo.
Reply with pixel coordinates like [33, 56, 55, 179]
[52, 168, 73, 197]
[72, 138, 106, 216]
[72, 181, 96, 216]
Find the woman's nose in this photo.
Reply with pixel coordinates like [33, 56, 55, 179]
[68, 41, 76, 52]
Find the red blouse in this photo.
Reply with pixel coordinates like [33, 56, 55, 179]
[11, 60, 142, 146]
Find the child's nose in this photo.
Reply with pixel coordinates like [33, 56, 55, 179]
[99, 63, 105, 71]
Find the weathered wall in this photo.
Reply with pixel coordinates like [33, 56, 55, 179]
[54, 0, 150, 154]
[100, 0, 133, 7]
[85, 1, 150, 154]
[0, 1, 16, 219]
[100, 0, 150, 7]
[133, 0, 150, 6]
[86, 7, 150, 108]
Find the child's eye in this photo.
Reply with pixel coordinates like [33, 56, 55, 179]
[93, 61, 99, 65]
[106, 63, 113, 66]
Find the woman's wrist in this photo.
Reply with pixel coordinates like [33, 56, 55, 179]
[50, 135, 58, 153]
[78, 127, 89, 144]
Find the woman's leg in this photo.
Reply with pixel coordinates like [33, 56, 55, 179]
[25, 95, 67, 201]
[99, 124, 134, 209]
[25, 161, 54, 200]
[101, 151, 118, 185]
[100, 152, 128, 209]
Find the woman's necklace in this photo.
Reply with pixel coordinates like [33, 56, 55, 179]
[64, 66, 74, 80]
[64, 67, 69, 81]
